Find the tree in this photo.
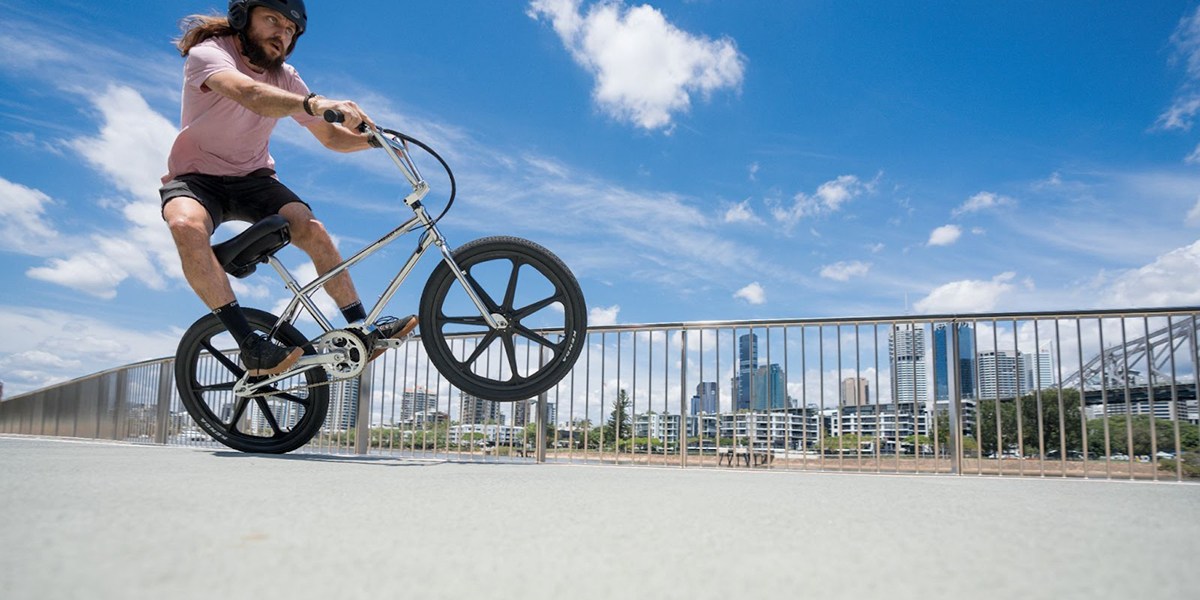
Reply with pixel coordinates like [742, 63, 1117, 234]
[1087, 415, 1200, 457]
[605, 389, 632, 442]
[821, 433, 869, 453]
[975, 389, 1084, 456]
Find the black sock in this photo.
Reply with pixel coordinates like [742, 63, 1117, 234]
[213, 301, 256, 348]
[341, 301, 367, 324]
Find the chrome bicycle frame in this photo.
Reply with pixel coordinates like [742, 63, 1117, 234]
[238, 126, 506, 394]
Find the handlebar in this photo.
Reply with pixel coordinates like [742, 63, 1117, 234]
[323, 108, 458, 225]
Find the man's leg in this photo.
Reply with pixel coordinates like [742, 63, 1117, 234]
[164, 196, 300, 375]
[277, 201, 363, 316]
[164, 197, 235, 308]
[277, 201, 416, 357]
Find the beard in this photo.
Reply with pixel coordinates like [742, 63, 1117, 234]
[239, 29, 287, 71]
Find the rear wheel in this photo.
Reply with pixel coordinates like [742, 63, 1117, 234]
[174, 308, 328, 454]
[419, 236, 587, 401]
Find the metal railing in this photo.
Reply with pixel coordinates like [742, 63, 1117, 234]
[3, 307, 1198, 481]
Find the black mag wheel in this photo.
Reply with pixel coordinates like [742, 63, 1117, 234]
[419, 236, 587, 402]
[174, 307, 328, 454]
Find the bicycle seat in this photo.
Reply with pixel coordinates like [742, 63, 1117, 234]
[212, 215, 291, 279]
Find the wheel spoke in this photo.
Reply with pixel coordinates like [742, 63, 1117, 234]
[227, 397, 250, 433]
[201, 338, 244, 376]
[514, 325, 561, 354]
[512, 292, 564, 321]
[196, 381, 236, 393]
[274, 391, 312, 408]
[255, 398, 285, 437]
[460, 330, 500, 370]
[501, 334, 523, 383]
[502, 259, 522, 310]
[439, 314, 491, 328]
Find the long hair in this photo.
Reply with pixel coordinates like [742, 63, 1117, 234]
[175, 14, 236, 56]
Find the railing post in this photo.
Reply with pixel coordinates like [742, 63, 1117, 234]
[354, 364, 374, 455]
[536, 345, 547, 463]
[680, 329, 688, 468]
[155, 361, 173, 445]
[947, 323, 962, 475]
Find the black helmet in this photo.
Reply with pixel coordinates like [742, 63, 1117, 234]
[228, 0, 307, 36]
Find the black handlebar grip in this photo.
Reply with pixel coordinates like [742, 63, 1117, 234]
[323, 109, 345, 123]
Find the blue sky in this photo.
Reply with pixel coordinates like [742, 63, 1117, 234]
[2, 0, 1200, 396]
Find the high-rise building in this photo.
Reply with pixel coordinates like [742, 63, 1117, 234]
[840, 377, 870, 407]
[752, 364, 787, 411]
[736, 333, 759, 411]
[732, 334, 786, 411]
[977, 348, 1056, 399]
[1020, 348, 1055, 394]
[933, 323, 976, 401]
[977, 351, 1021, 399]
[690, 382, 718, 415]
[890, 324, 927, 404]
[460, 392, 501, 425]
[511, 398, 556, 428]
[401, 387, 435, 422]
[327, 379, 359, 431]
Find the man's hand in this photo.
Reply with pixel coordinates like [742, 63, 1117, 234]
[312, 97, 375, 131]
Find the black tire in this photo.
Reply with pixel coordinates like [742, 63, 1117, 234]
[419, 236, 587, 401]
[174, 308, 328, 454]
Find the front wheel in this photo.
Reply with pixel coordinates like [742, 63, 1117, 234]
[174, 308, 328, 454]
[419, 236, 587, 401]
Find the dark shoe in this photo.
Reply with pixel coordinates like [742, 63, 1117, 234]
[369, 315, 417, 361]
[240, 334, 302, 376]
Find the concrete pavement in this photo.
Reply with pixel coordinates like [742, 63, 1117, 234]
[1, 435, 1197, 600]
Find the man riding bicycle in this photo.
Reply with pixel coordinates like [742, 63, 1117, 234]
[160, 0, 415, 376]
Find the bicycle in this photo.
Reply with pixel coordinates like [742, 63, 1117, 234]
[173, 112, 588, 454]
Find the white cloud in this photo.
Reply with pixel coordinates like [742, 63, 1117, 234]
[0, 306, 180, 396]
[771, 174, 873, 228]
[528, 0, 745, 131]
[0, 176, 60, 253]
[1188, 143, 1200, 165]
[1172, 5, 1200, 79]
[69, 85, 176, 197]
[952, 191, 1015, 217]
[1188, 198, 1200, 226]
[722, 199, 761, 224]
[23, 85, 180, 299]
[819, 261, 871, 282]
[1157, 97, 1200, 131]
[914, 272, 1017, 314]
[1105, 239, 1200, 307]
[588, 304, 621, 326]
[733, 282, 765, 305]
[927, 224, 962, 246]
[1158, 6, 1200, 161]
[748, 162, 760, 181]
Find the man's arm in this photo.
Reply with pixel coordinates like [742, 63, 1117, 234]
[204, 70, 374, 139]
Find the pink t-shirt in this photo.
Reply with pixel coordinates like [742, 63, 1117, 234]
[162, 35, 322, 183]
